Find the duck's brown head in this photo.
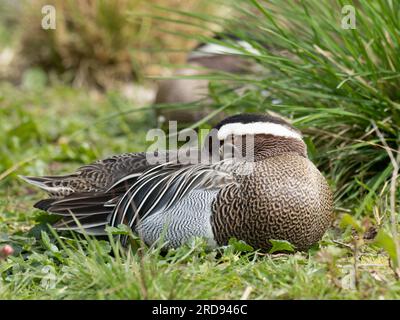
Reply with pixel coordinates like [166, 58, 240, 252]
[209, 113, 307, 161]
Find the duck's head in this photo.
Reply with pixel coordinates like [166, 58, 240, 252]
[209, 113, 307, 161]
[187, 34, 260, 74]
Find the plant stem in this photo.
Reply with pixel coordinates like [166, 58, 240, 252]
[372, 121, 400, 278]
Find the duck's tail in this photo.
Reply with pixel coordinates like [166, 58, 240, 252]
[19, 175, 115, 235]
[41, 192, 115, 235]
[34, 198, 57, 211]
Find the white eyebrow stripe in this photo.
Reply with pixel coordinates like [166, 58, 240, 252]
[217, 122, 302, 140]
[189, 41, 260, 59]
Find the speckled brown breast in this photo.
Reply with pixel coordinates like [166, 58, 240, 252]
[211, 152, 333, 251]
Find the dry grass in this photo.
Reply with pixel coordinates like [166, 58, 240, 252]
[10, 0, 223, 89]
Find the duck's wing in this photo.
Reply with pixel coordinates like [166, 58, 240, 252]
[109, 157, 238, 230]
[21, 148, 242, 235]
[29, 152, 241, 236]
[20, 151, 158, 234]
[20, 152, 150, 198]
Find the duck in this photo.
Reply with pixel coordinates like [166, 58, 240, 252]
[154, 34, 261, 124]
[20, 113, 333, 251]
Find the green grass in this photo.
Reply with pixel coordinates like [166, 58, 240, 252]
[2, 231, 399, 299]
[1, 0, 400, 299]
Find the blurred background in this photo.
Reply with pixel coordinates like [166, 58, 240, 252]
[0, 0, 224, 95]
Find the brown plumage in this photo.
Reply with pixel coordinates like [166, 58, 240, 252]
[212, 148, 333, 251]
[22, 152, 149, 198]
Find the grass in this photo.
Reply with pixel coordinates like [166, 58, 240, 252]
[1, 0, 400, 299]
[2, 232, 399, 299]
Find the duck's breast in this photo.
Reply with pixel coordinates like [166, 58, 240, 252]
[211, 153, 333, 251]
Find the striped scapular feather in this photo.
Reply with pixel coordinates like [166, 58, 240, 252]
[21, 149, 238, 236]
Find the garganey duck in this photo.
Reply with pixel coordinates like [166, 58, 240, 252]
[155, 35, 261, 124]
[21, 113, 333, 251]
